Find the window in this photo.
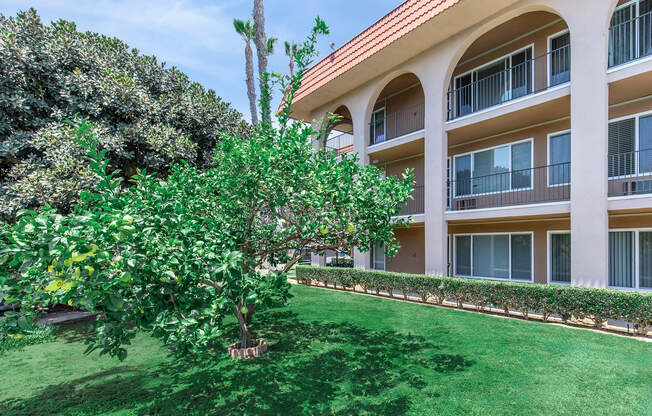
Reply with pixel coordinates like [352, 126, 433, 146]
[608, 113, 652, 177]
[454, 140, 532, 196]
[453, 46, 533, 117]
[549, 31, 570, 86]
[454, 233, 533, 281]
[548, 132, 571, 186]
[609, 0, 652, 67]
[549, 232, 571, 283]
[609, 229, 652, 289]
[609, 231, 636, 288]
[370, 108, 386, 145]
[371, 242, 385, 271]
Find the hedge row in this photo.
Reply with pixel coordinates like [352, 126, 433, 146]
[296, 266, 652, 335]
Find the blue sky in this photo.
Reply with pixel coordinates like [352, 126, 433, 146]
[1, 0, 401, 122]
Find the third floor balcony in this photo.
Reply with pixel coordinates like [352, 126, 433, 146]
[447, 44, 570, 121]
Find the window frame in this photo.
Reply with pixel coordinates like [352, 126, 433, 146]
[370, 241, 386, 271]
[608, 109, 652, 179]
[608, 228, 652, 291]
[370, 107, 386, 145]
[452, 44, 535, 117]
[452, 231, 534, 282]
[453, 137, 534, 197]
[546, 230, 571, 285]
[547, 129, 572, 187]
[547, 29, 571, 88]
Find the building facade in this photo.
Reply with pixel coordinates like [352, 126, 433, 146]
[294, 0, 652, 290]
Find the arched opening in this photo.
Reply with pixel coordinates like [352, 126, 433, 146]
[366, 73, 426, 275]
[608, 0, 652, 68]
[324, 105, 354, 155]
[369, 73, 425, 146]
[447, 11, 570, 121]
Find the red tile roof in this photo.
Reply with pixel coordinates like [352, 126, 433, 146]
[295, 0, 461, 103]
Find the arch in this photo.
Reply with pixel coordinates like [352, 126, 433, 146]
[442, 5, 571, 120]
[321, 104, 354, 155]
[364, 71, 426, 146]
[606, 0, 651, 68]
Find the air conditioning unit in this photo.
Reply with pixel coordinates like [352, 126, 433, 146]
[455, 198, 477, 210]
[624, 179, 652, 195]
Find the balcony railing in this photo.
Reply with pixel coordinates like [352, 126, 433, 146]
[608, 149, 652, 197]
[447, 45, 570, 121]
[447, 162, 570, 211]
[398, 185, 424, 216]
[369, 102, 425, 146]
[325, 132, 354, 155]
[608, 10, 652, 68]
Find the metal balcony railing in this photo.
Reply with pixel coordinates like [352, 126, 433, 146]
[325, 132, 354, 155]
[447, 162, 570, 211]
[369, 102, 425, 146]
[608, 149, 652, 197]
[608, 10, 652, 68]
[446, 45, 570, 120]
[398, 185, 425, 216]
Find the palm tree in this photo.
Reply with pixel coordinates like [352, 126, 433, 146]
[284, 41, 298, 77]
[233, 18, 258, 125]
[253, 0, 272, 122]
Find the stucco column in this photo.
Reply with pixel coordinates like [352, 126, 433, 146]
[351, 104, 371, 270]
[568, 4, 611, 287]
[422, 73, 448, 276]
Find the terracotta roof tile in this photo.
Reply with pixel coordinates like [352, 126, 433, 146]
[295, 0, 461, 103]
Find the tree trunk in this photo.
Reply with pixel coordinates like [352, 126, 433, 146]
[252, 0, 269, 122]
[245, 41, 258, 125]
[234, 306, 251, 348]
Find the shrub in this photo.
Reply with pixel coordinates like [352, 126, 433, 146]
[296, 266, 652, 335]
[0, 9, 249, 219]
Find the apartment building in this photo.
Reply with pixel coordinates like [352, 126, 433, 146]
[295, 0, 652, 290]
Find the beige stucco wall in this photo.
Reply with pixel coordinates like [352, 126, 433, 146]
[386, 226, 425, 274]
[305, 0, 637, 288]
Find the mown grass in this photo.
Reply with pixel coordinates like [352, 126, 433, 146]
[1, 284, 650, 415]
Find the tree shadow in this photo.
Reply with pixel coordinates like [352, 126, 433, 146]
[2, 310, 474, 415]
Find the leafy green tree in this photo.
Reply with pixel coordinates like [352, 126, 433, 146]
[0, 9, 249, 220]
[0, 18, 413, 358]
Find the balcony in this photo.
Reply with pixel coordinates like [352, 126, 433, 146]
[325, 132, 354, 155]
[398, 185, 424, 216]
[447, 163, 570, 211]
[446, 45, 570, 121]
[369, 102, 425, 146]
[608, 149, 652, 197]
[608, 10, 652, 68]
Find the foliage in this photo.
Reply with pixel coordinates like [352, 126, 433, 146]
[296, 266, 652, 335]
[0, 311, 53, 355]
[0, 9, 249, 219]
[0, 18, 413, 359]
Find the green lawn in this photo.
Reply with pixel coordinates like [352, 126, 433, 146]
[1, 285, 650, 416]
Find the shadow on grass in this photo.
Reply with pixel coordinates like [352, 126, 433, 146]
[1, 310, 473, 415]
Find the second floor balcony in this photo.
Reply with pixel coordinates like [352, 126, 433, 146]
[398, 185, 425, 216]
[447, 162, 571, 211]
[608, 149, 652, 197]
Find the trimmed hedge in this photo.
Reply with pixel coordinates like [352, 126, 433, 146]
[296, 266, 652, 335]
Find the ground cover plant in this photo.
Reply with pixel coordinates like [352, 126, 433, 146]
[0, 284, 650, 415]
